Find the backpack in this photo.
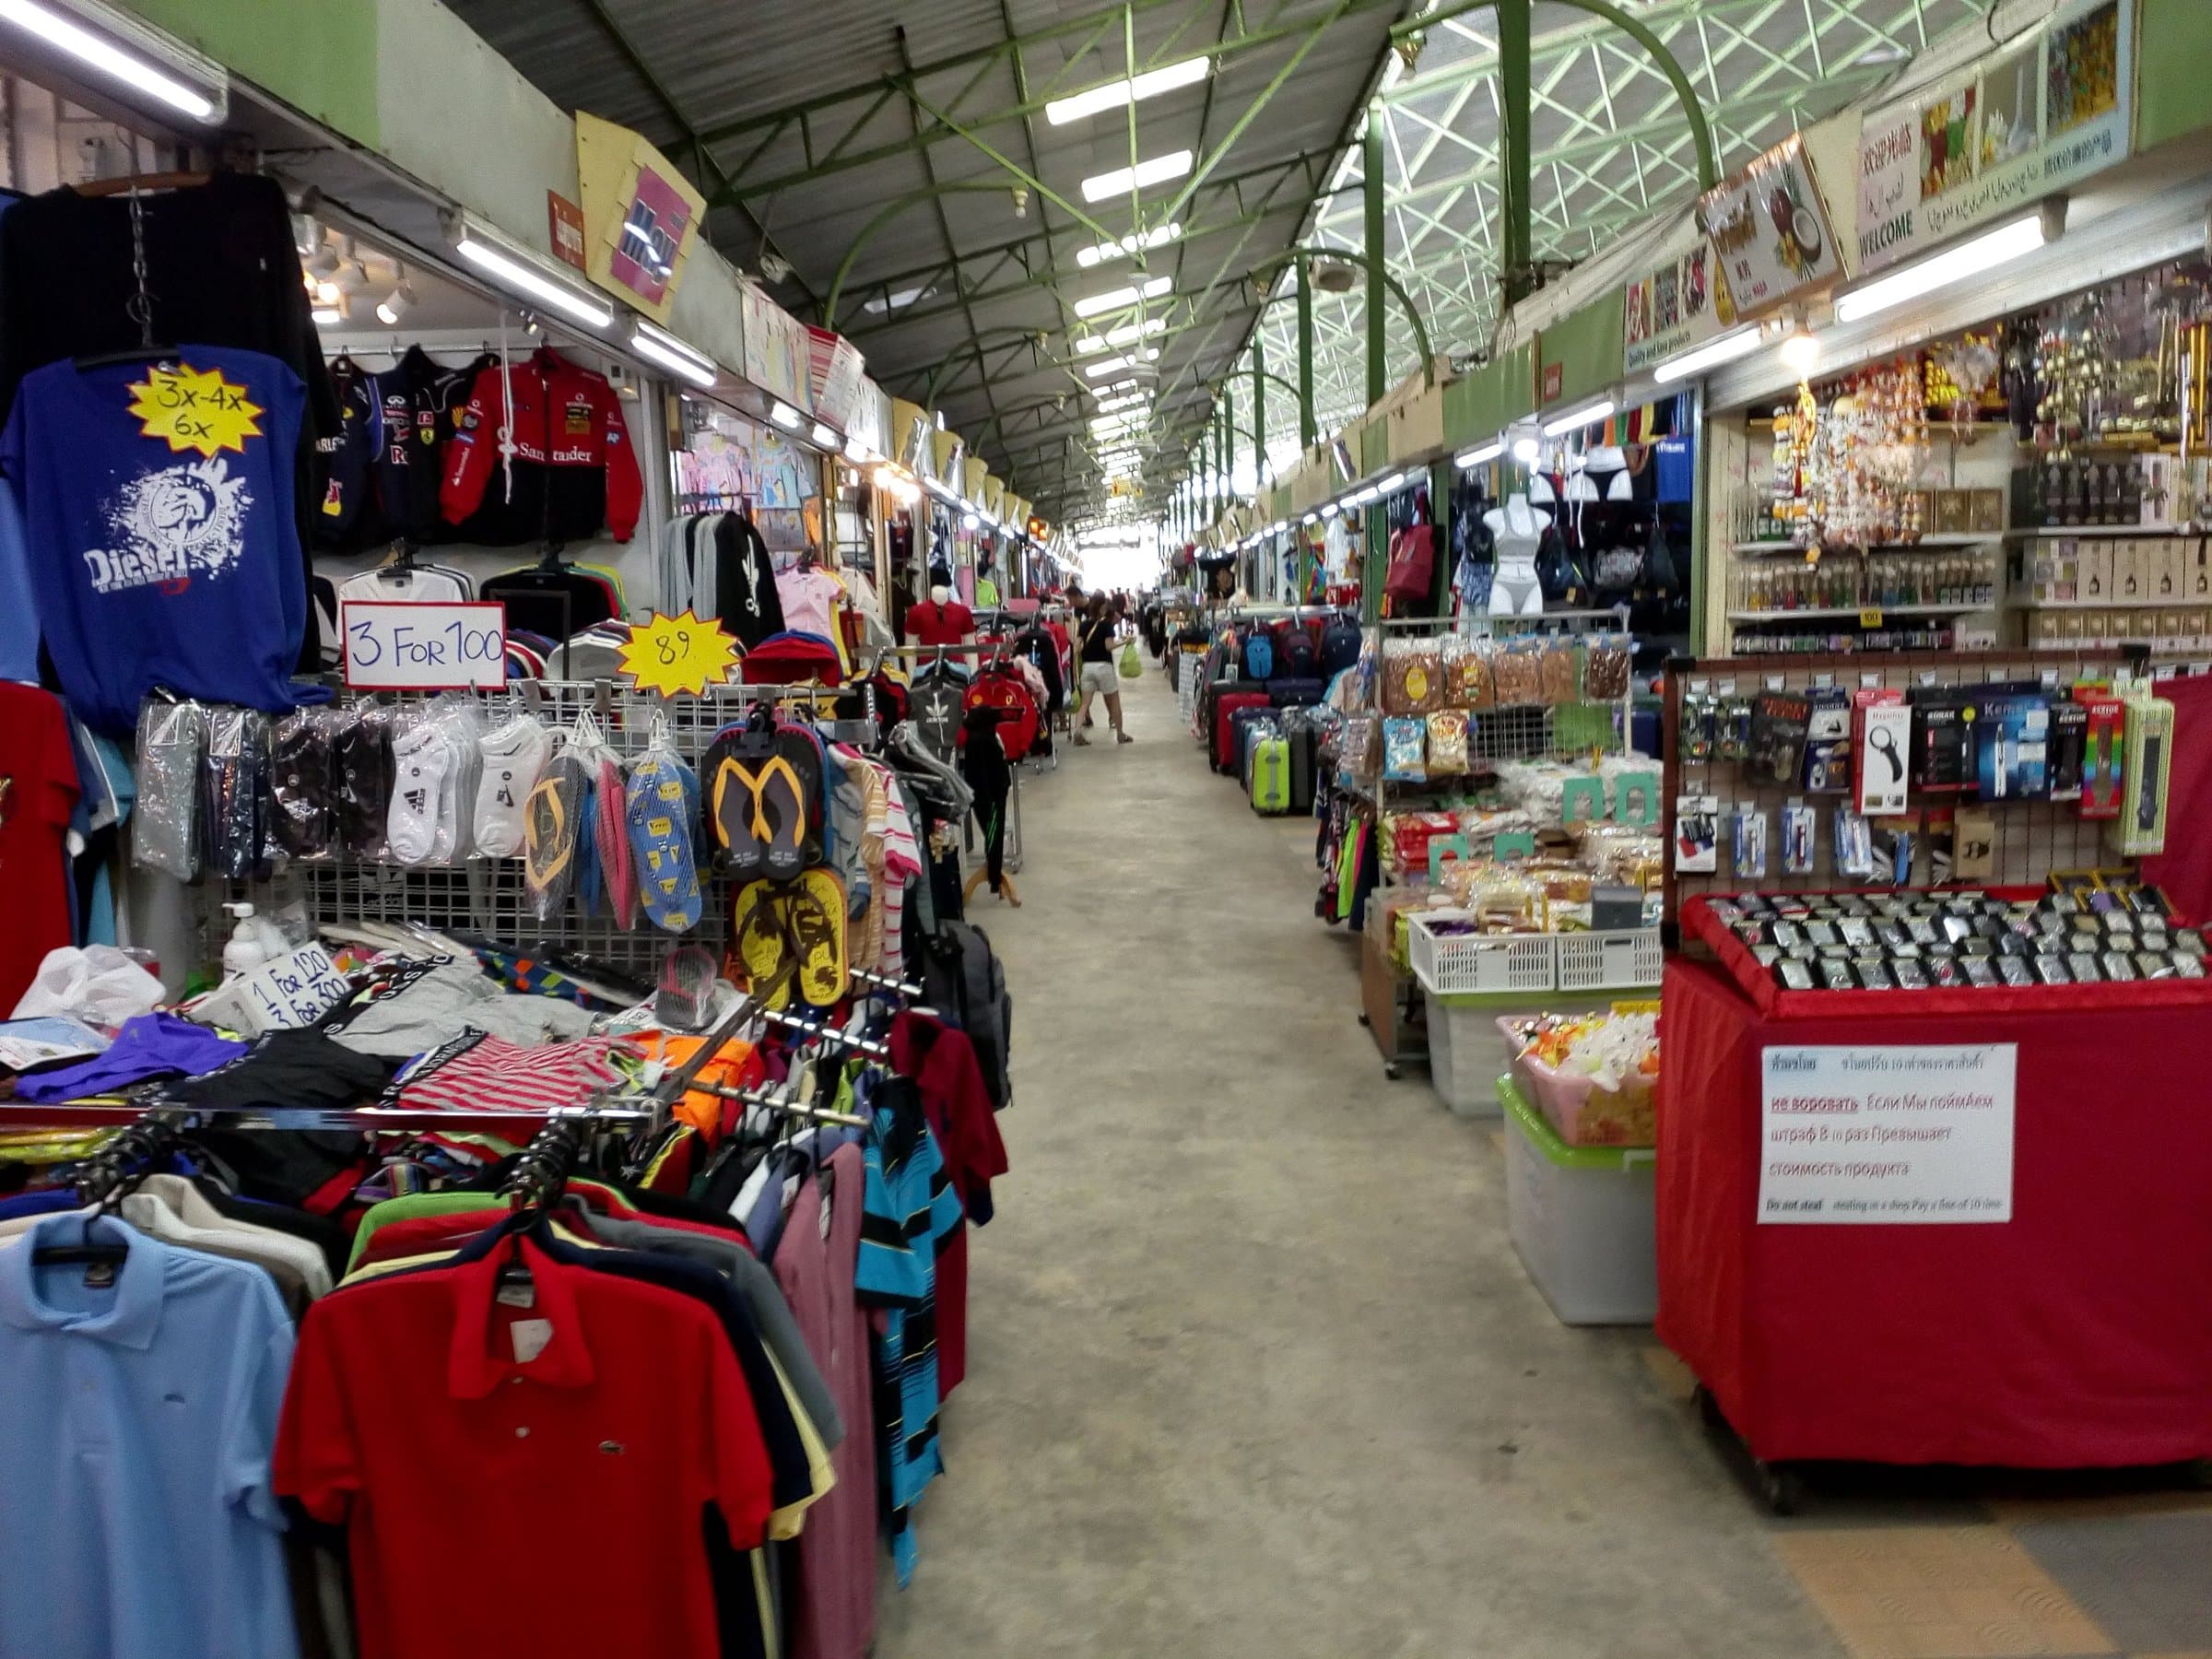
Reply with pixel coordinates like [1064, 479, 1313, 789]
[920, 920, 1013, 1111]
[1277, 628, 1317, 677]
[1319, 619, 1362, 677]
[961, 668, 1039, 761]
[1242, 631, 1274, 680]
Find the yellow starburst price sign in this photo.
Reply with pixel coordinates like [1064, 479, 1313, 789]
[619, 609, 739, 697]
[126, 361, 265, 457]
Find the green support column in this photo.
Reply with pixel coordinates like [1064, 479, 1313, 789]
[1223, 383, 1237, 501]
[1297, 256, 1316, 449]
[1253, 335, 1267, 500]
[1364, 108, 1386, 407]
[1500, 0, 1533, 303]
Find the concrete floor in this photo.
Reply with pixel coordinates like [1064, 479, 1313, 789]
[872, 676, 1847, 1658]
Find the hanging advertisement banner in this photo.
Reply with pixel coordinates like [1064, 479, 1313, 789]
[1622, 242, 1731, 374]
[1856, 0, 2132, 274]
[1697, 133, 1845, 321]
[1758, 1043, 2017, 1224]
[575, 112, 707, 323]
[742, 282, 812, 412]
[803, 326, 867, 429]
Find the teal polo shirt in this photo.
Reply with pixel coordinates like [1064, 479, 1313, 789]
[0, 1213, 300, 1659]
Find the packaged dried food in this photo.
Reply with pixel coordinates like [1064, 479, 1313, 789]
[1540, 641, 1583, 705]
[1427, 710, 1469, 775]
[1583, 635, 1630, 700]
[1492, 640, 1544, 706]
[1444, 635, 1495, 707]
[1382, 715, 1428, 781]
[1382, 636, 1445, 714]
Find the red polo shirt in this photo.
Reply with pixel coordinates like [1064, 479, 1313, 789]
[905, 599, 973, 647]
[276, 1238, 774, 1659]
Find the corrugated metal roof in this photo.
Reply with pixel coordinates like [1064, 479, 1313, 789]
[444, 0, 1403, 520]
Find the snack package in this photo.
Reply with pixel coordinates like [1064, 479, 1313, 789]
[1540, 640, 1583, 706]
[1582, 636, 1631, 701]
[1382, 636, 1446, 715]
[1382, 715, 1429, 782]
[1492, 640, 1544, 706]
[1443, 635, 1495, 708]
[1427, 709, 1470, 775]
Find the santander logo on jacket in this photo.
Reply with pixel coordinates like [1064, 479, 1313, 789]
[439, 347, 642, 546]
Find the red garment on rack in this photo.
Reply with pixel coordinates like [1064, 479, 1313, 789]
[890, 1011, 1008, 1401]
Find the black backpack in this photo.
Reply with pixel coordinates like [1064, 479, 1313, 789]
[1277, 629, 1318, 677]
[921, 920, 1014, 1111]
[1319, 619, 1362, 677]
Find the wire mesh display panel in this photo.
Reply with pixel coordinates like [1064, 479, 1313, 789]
[1661, 649, 2202, 925]
[260, 681, 878, 983]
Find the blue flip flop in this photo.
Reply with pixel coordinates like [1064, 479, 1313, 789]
[627, 751, 702, 933]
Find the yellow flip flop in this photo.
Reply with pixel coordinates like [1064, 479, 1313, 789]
[729, 878, 794, 1010]
[789, 868, 849, 1006]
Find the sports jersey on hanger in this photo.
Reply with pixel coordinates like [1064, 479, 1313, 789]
[440, 347, 641, 546]
[372, 346, 477, 541]
[313, 359, 379, 548]
[0, 346, 308, 733]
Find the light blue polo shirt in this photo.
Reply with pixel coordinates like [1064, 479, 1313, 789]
[0, 1212, 300, 1659]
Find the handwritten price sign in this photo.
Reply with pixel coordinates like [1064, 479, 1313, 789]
[619, 609, 739, 696]
[343, 601, 508, 690]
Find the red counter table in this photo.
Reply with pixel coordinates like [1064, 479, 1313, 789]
[1656, 949, 2212, 1472]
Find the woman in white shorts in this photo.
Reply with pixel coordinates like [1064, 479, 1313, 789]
[1072, 594, 1131, 746]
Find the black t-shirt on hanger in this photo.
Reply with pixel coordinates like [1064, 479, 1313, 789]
[712, 512, 786, 650]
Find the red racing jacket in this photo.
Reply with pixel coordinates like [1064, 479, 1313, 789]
[440, 347, 642, 545]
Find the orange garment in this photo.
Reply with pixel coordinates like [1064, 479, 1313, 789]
[638, 1030, 766, 1140]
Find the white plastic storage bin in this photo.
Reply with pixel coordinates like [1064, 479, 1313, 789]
[1423, 992, 1505, 1116]
[1553, 929, 1664, 993]
[1407, 912, 1556, 996]
[1499, 1076, 1657, 1325]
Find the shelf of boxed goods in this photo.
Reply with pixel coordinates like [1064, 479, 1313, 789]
[1725, 603, 1990, 623]
[2005, 526, 2204, 539]
[1731, 535, 2001, 556]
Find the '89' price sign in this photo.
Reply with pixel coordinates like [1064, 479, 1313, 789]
[343, 601, 509, 690]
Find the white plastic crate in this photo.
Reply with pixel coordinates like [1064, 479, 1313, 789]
[1500, 1077, 1658, 1325]
[1554, 929, 1664, 992]
[1424, 992, 1507, 1117]
[1407, 912, 1556, 996]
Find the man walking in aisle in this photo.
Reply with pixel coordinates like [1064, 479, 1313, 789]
[1071, 593, 1131, 746]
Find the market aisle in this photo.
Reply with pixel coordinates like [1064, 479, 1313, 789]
[869, 676, 1843, 1659]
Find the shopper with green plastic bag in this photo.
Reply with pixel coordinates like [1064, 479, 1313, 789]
[1072, 593, 1133, 746]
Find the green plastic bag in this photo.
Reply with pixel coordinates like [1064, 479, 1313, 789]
[1119, 640, 1142, 679]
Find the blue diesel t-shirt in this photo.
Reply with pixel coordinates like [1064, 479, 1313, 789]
[0, 347, 307, 734]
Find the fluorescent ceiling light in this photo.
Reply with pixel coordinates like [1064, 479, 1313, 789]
[1456, 441, 1504, 468]
[1080, 149, 1194, 203]
[1320, 501, 1341, 518]
[862, 284, 935, 315]
[1543, 399, 1615, 437]
[453, 221, 614, 330]
[1651, 324, 1762, 384]
[629, 320, 718, 388]
[1300, 512, 1319, 525]
[0, 0, 223, 122]
[311, 306, 344, 328]
[1047, 54, 1208, 124]
[1833, 212, 2049, 324]
[1380, 471, 1408, 493]
[810, 421, 841, 448]
[962, 511, 980, 529]
[1076, 223, 1182, 269]
[770, 401, 803, 430]
[1074, 276, 1171, 318]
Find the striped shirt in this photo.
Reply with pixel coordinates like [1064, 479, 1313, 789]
[385, 1032, 641, 1115]
[853, 1079, 963, 1585]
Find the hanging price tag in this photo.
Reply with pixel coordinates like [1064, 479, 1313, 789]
[619, 610, 739, 696]
[1859, 607, 1885, 628]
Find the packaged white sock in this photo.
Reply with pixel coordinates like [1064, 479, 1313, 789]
[387, 722, 455, 865]
[476, 718, 553, 857]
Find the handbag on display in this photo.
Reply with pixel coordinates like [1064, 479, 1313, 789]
[1382, 522, 1436, 609]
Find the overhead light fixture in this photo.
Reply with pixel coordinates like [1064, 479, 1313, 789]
[374, 278, 418, 328]
[1380, 471, 1409, 494]
[770, 401, 803, 430]
[1074, 276, 1171, 318]
[629, 320, 718, 388]
[1300, 512, 1319, 525]
[0, 0, 225, 122]
[1651, 324, 1762, 384]
[1512, 436, 1541, 463]
[810, 421, 841, 449]
[306, 239, 341, 281]
[1456, 441, 1504, 468]
[311, 304, 345, 328]
[1833, 208, 2054, 323]
[1080, 149, 1194, 203]
[844, 435, 873, 463]
[1076, 222, 1182, 269]
[450, 215, 615, 330]
[1780, 328, 1823, 377]
[962, 511, 981, 529]
[1543, 398, 1615, 437]
[1320, 501, 1341, 518]
[1047, 54, 1209, 124]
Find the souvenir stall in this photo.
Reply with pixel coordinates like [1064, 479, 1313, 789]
[0, 18, 1030, 1654]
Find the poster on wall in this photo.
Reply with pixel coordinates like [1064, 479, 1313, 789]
[1622, 242, 1731, 373]
[754, 424, 818, 510]
[1856, 0, 2131, 273]
[1758, 1043, 2017, 1223]
[743, 284, 812, 412]
[1697, 133, 1845, 321]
